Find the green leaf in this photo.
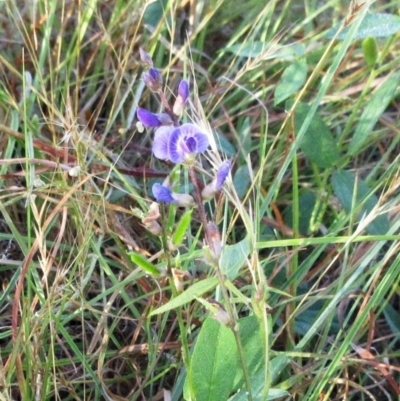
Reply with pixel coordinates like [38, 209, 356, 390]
[172, 209, 192, 246]
[284, 191, 320, 235]
[228, 353, 291, 400]
[224, 41, 305, 60]
[215, 132, 237, 156]
[144, 0, 168, 27]
[230, 317, 292, 400]
[190, 318, 237, 401]
[349, 71, 400, 155]
[233, 165, 251, 198]
[274, 60, 308, 105]
[232, 316, 265, 390]
[327, 13, 400, 40]
[128, 252, 161, 276]
[230, 388, 290, 401]
[220, 236, 250, 280]
[149, 277, 219, 316]
[293, 102, 341, 168]
[331, 170, 390, 235]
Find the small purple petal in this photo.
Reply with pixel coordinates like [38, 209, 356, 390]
[137, 108, 162, 127]
[177, 80, 189, 102]
[153, 126, 174, 160]
[193, 133, 209, 153]
[152, 183, 175, 203]
[169, 128, 186, 163]
[149, 68, 161, 82]
[143, 68, 162, 92]
[215, 160, 231, 190]
[179, 123, 198, 137]
[186, 136, 197, 153]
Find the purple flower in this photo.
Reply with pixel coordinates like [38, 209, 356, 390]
[143, 68, 163, 92]
[152, 123, 209, 164]
[173, 80, 190, 117]
[137, 108, 162, 127]
[201, 160, 231, 200]
[152, 183, 195, 207]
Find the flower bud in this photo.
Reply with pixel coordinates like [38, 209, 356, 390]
[173, 80, 189, 117]
[206, 222, 222, 261]
[141, 202, 162, 235]
[139, 48, 153, 68]
[202, 160, 231, 200]
[143, 68, 163, 92]
[152, 183, 195, 207]
[207, 298, 231, 326]
[156, 113, 174, 126]
[171, 192, 195, 207]
[144, 220, 162, 236]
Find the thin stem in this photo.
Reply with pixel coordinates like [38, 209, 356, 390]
[188, 166, 213, 249]
[158, 91, 180, 127]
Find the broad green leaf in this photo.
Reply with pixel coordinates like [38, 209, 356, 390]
[327, 13, 400, 40]
[228, 354, 291, 401]
[232, 316, 265, 390]
[144, 0, 168, 27]
[274, 60, 308, 105]
[128, 252, 161, 276]
[230, 317, 292, 400]
[293, 102, 341, 168]
[229, 388, 290, 401]
[331, 170, 390, 235]
[220, 236, 250, 280]
[349, 71, 400, 155]
[295, 298, 340, 336]
[215, 132, 236, 156]
[284, 191, 319, 235]
[172, 209, 192, 246]
[149, 277, 219, 316]
[224, 41, 305, 60]
[191, 318, 237, 401]
[233, 165, 251, 198]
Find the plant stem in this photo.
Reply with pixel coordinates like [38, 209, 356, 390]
[158, 91, 180, 126]
[159, 204, 194, 398]
[188, 165, 253, 401]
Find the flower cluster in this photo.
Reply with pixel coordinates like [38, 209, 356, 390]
[137, 49, 231, 208]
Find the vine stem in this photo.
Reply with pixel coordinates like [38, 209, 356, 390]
[188, 165, 253, 401]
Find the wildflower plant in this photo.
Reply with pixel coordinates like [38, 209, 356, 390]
[136, 49, 230, 260]
[132, 49, 259, 399]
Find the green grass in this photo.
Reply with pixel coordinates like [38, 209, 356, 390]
[0, 0, 399, 400]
